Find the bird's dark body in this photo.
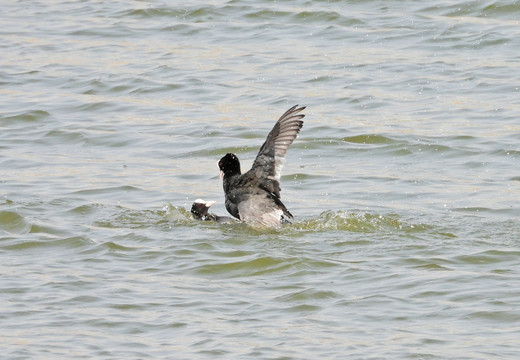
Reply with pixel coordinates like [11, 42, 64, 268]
[223, 170, 292, 221]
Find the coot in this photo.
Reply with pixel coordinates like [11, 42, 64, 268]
[218, 105, 305, 227]
[191, 199, 234, 223]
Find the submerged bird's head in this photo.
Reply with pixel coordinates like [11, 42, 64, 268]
[191, 199, 216, 220]
[218, 153, 241, 179]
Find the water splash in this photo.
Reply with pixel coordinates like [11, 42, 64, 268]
[293, 210, 405, 232]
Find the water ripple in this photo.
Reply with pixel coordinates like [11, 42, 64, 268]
[2, 0, 520, 358]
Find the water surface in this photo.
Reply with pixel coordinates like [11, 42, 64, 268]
[1, 1, 520, 359]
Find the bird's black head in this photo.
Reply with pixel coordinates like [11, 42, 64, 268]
[218, 153, 241, 178]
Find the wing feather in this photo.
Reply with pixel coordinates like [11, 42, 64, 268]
[251, 105, 305, 198]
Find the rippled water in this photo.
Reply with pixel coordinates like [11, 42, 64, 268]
[2, 1, 520, 359]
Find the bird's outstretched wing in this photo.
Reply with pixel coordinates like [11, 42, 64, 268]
[251, 105, 305, 198]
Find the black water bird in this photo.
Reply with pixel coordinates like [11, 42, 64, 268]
[191, 199, 234, 223]
[218, 105, 305, 227]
